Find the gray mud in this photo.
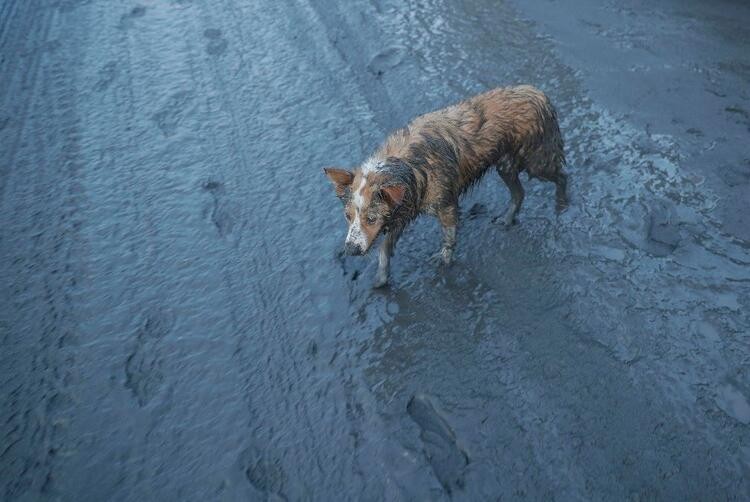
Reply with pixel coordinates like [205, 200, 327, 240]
[1, 0, 749, 500]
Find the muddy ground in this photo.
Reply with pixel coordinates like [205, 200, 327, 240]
[1, 0, 749, 500]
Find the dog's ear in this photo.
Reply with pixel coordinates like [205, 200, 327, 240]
[380, 184, 406, 208]
[323, 168, 354, 197]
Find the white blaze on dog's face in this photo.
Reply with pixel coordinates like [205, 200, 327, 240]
[324, 163, 405, 255]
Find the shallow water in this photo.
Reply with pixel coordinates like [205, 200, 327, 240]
[1, 0, 749, 499]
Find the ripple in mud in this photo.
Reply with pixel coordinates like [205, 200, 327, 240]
[407, 394, 468, 494]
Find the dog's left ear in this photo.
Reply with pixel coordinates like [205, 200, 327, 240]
[380, 185, 406, 208]
[323, 167, 354, 197]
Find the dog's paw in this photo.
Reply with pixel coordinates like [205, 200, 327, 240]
[373, 274, 389, 289]
[493, 214, 517, 228]
[441, 248, 454, 266]
[430, 248, 454, 267]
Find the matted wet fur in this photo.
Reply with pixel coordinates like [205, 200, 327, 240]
[324, 85, 568, 288]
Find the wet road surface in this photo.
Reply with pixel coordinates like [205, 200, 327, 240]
[1, 0, 749, 499]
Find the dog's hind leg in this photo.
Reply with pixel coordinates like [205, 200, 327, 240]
[538, 169, 568, 212]
[496, 166, 525, 226]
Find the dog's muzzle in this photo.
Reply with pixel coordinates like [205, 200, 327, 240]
[344, 241, 364, 256]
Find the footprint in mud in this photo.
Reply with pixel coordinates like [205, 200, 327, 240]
[407, 394, 469, 495]
[93, 61, 119, 92]
[201, 177, 242, 243]
[118, 5, 146, 30]
[715, 381, 750, 425]
[210, 203, 237, 239]
[725, 105, 750, 131]
[124, 310, 174, 406]
[204, 28, 228, 56]
[645, 199, 682, 257]
[717, 159, 750, 188]
[151, 90, 194, 137]
[367, 46, 405, 77]
[370, 0, 400, 14]
[237, 446, 286, 499]
[202, 178, 223, 192]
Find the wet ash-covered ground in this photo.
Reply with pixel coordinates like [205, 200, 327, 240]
[1, 0, 749, 499]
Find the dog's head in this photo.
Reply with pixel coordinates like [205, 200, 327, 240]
[324, 164, 405, 255]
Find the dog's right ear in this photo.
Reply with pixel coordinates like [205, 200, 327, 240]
[323, 168, 354, 197]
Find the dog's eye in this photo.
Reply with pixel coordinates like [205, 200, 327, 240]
[366, 214, 377, 225]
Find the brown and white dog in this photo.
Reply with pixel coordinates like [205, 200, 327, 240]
[324, 85, 567, 287]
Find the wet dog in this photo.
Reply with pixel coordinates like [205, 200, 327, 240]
[324, 85, 567, 287]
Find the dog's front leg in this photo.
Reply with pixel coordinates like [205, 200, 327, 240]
[374, 230, 400, 288]
[437, 204, 458, 265]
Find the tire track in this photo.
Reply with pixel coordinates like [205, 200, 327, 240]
[50, 2, 265, 497]
[36, 2, 187, 495]
[176, 10, 307, 491]
[0, 1, 55, 198]
[176, 1, 394, 497]
[1, 3, 90, 496]
[0, 0, 21, 49]
[0, 4, 64, 498]
[108, 0, 190, 412]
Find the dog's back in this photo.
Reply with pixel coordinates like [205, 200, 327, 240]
[374, 85, 565, 212]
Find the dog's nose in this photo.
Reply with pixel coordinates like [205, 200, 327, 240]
[344, 241, 362, 255]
